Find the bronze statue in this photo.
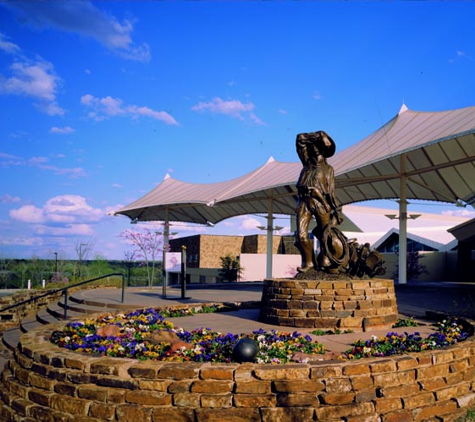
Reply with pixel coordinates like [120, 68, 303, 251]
[294, 130, 385, 278]
[294, 131, 347, 273]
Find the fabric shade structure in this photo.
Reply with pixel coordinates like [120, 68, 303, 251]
[114, 103, 475, 283]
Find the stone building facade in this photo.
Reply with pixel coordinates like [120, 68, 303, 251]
[168, 234, 288, 284]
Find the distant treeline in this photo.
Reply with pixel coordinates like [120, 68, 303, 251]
[0, 258, 163, 289]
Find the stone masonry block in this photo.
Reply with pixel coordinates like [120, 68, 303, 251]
[350, 375, 374, 391]
[260, 407, 315, 422]
[191, 380, 234, 394]
[88, 402, 116, 420]
[200, 365, 237, 380]
[159, 364, 200, 380]
[253, 366, 309, 381]
[402, 391, 435, 409]
[125, 390, 172, 406]
[50, 395, 91, 415]
[77, 385, 107, 401]
[373, 397, 403, 414]
[195, 408, 261, 422]
[115, 404, 153, 422]
[151, 408, 195, 422]
[234, 381, 271, 394]
[233, 394, 276, 408]
[276, 392, 319, 407]
[272, 379, 324, 393]
[417, 363, 450, 380]
[412, 400, 458, 422]
[319, 392, 356, 405]
[167, 380, 193, 393]
[173, 392, 201, 407]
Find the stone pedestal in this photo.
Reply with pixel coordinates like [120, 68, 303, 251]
[259, 278, 398, 332]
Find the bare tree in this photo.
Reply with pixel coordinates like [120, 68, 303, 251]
[123, 250, 137, 286]
[75, 241, 93, 281]
[120, 228, 163, 288]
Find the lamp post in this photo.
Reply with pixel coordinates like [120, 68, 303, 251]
[257, 221, 284, 279]
[385, 211, 421, 284]
[79, 243, 87, 281]
[54, 252, 58, 281]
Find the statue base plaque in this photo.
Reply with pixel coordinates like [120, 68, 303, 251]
[259, 278, 398, 332]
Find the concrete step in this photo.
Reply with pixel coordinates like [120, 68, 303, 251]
[20, 315, 42, 334]
[58, 296, 132, 316]
[47, 301, 85, 321]
[37, 308, 61, 325]
[2, 327, 20, 351]
[69, 290, 138, 310]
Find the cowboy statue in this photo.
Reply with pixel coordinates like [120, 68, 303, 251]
[294, 131, 350, 274]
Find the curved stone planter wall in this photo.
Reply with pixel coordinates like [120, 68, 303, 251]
[260, 278, 398, 332]
[1, 321, 475, 421]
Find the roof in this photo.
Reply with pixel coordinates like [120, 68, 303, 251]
[341, 204, 469, 251]
[114, 104, 475, 225]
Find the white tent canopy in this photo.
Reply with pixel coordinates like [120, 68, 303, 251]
[114, 104, 475, 283]
[116, 104, 475, 222]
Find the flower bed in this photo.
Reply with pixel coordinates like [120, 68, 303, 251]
[345, 318, 471, 359]
[50, 307, 325, 364]
[50, 307, 473, 364]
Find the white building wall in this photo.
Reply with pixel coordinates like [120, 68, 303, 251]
[240, 254, 300, 281]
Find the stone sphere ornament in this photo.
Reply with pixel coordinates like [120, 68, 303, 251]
[232, 337, 258, 363]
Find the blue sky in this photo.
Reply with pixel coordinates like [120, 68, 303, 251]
[1, 1, 475, 260]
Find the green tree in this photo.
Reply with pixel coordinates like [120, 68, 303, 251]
[89, 255, 113, 277]
[218, 254, 243, 283]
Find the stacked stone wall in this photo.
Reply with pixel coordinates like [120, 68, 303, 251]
[260, 279, 398, 332]
[1, 324, 475, 422]
[0, 290, 64, 332]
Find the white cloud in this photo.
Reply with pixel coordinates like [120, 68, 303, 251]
[50, 126, 75, 134]
[0, 33, 21, 55]
[0, 37, 65, 115]
[10, 195, 106, 237]
[449, 50, 474, 64]
[191, 97, 265, 125]
[442, 209, 475, 218]
[10, 204, 45, 223]
[2, 0, 150, 62]
[240, 216, 261, 230]
[0, 151, 86, 178]
[0, 194, 21, 204]
[81, 94, 179, 125]
[313, 91, 323, 100]
[34, 223, 94, 236]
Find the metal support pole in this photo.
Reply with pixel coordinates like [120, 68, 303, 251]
[162, 207, 169, 299]
[398, 154, 408, 285]
[121, 274, 125, 303]
[181, 246, 187, 299]
[63, 288, 68, 320]
[266, 198, 273, 279]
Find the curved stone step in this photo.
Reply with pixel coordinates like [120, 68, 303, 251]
[20, 315, 41, 334]
[36, 307, 61, 325]
[46, 301, 84, 320]
[69, 289, 138, 310]
[2, 328, 20, 351]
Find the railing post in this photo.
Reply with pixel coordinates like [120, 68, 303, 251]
[64, 288, 68, 320]
[121, 274, 125, 303]
[181, 246, 187, 299]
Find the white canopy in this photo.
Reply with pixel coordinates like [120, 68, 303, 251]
[115, 104, 475, 224]
[114, 104, 475, 283]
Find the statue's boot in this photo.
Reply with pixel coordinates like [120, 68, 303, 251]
[296, 240, 315, 273]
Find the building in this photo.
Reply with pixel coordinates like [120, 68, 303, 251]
[168, 205, 473, 284]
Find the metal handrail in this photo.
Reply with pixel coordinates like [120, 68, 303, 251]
[0, 273, 125, 320]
